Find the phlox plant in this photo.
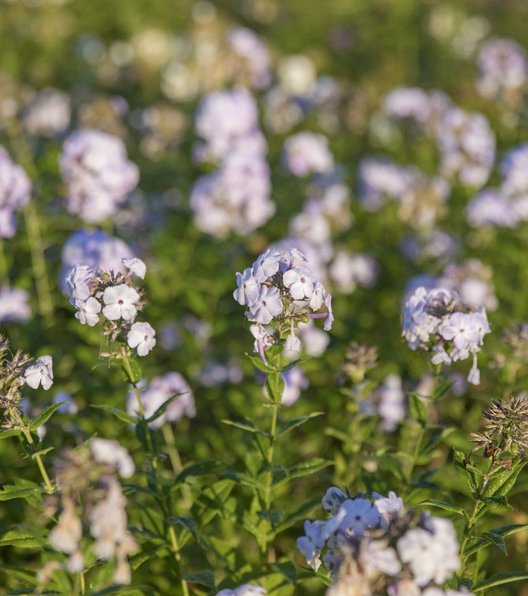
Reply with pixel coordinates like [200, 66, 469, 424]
[2, 2, 528, 596]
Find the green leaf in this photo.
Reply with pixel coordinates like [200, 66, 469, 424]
[482, 460, 527, 499]
[146, 393, 185, 425]
[480, 495, 509, 508]
[465, 524, 528, 557]
[0, 428, 22, 440]
[222, 471, 263, 491]
[480, 531, 508, 555]
[273, 459, 332, 490]
[270, 561, 297, 585]
[0, 527, 46, 549]
[29, 402, 63, 431]
[408, 393, 427, 426]
[129, 545, 166, 570]
[418, 499, 467, 517]
[220, 419, 268, 436]
[419, 426, 454, 456]
[175, 460, 223, 483]
[167, 515, 198, 537]
[275, 496, 322, 534]
[277, 412, 324, 438]
[91, 404, 137, 425]
[266, 372, 285, 403]
[123, 359, 142, 384]
[473, 571, 528, 592]
[245, 353, 276, 373]
[0, 481, 42, 508]
[0, 564, 38, 586]
[184, 570, 215, 590]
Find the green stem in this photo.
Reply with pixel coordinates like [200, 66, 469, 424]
[168, 525, 190, 596]
[162, 423, 183, 472]
[259, 362, 282, 561]
[121, 349, 145, 417]
[162, 424, 193, 508]
[0, 240, 8, 281]
[15, 414, 54, 494]
[24, 202, 54, 321]
[460, 458, 495, 567]
[5, 120, 53, 321]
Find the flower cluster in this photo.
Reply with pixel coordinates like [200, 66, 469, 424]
[466, 143, 528, 228]
[48, 439, 137, 585]
[359, 374, 406, 433]
[22, 87, 71, 137]
[0, 336, 53, 417]
[358, 158, 450, 230]
[0, 285, 31, 324]
[329, 250, 379, 295]
[127, 372, 195, 428]
[382, 87, 451, 134]
[66, 258, 156, 357]
[476, 38, 528, 108]
[298, 487, 465, 595]
[407, 259, 497, 312]
[437, 107, 495, 189]
[193, 87, 265, 164]
[59, 128, 139, 223]
[227, 27, 271, 90]
[191, 88, 274, 237]
[282, 132, 335, 177]
[60, 229, 133, 294]
[233, 248, 333, 359]
[402, 287, 490, 384]
[0, 146, 31, 239]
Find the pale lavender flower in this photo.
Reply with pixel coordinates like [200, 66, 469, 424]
[383, 87, 432, 125]
[0, 146, 32, 238]
[127, 322, 156, 357]
[235, 247, 333, 357]
[322, 487, 347, 515]
[466, 188, 518, 228]
[337, 498, 381, 536]
[280, 366, 309, 406]
[123, 257, 146, 279]
[477, 38, 528, 101]
[373, 491, 405, 528]
[397, 517, 460, 587]
[377, 375, 406, 432]
[357, 158, 415, 212]
[194, 88, 263, 163]
[216, 584, 266, 596]
[23, 88, 71, 137]
[60, 129, 139, 223]
[90, 438, 135, 478]
[329, 250, 379, 294]
[437, 107, 495, 189]
[250, 286, 284, 324]
[60, 230, 133, 294]
[24, 355, 53, 390]
[0, 286, 31, 323]
[283, 132, 335, 177]
[127, 372, 194, 427]
[102, 284, 140, 321]
[227, 27, 271, 89]
[190, 150, 274, 238]
[75, 296, 102, 327]
[402, 286, 490, 384]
